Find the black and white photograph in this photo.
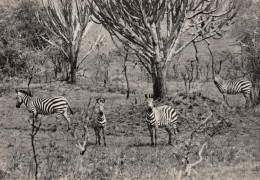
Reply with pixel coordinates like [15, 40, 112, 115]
[0, 0, 259, 179]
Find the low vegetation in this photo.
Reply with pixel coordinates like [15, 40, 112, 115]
[0, 0, 259, 179]
[0, 81, 259, 179]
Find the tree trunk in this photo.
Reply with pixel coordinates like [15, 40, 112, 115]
[70, 61, 77, 84]
[123, 51, 130, 99]
[69, 45, 79, 84]
[151, 64, 166, 100]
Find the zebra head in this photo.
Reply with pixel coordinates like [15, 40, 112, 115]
[95, 97, 105, 116]
[15, 90, 31, 108]
[214, 73, 222, 83]
[145, 96, 154, 113]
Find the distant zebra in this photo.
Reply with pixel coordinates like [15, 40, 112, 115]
[145, 94, 179, 146]
[144, 93, 154, 99]
[214, 74, 252, 108]
[15, 90, 74, 131]
[87, 97, 107, 146]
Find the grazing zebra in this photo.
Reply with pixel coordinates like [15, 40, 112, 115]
[15, 90, 74, 131]
[88, 97, 107, 146]
[213, 74, 252, 108]
[145, 94, 178, 146]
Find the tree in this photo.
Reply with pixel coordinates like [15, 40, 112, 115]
[0, 0, 48, 80]
[89, 0, 238, 99]
[37, 0, 103, 83]
[231, 0, 260, 106]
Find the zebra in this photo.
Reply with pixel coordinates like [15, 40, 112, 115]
[87, 97, 107, 146]
[213, 74, 252, 108]
[144, 93, 154, 99]
[145, 94, 178, 146]
[15, 89, 74, 131]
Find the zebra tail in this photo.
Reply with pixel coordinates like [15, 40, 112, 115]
[250, 89, 253, 107]
[65, 99, 74, 114]
[69, 107, 74, 114]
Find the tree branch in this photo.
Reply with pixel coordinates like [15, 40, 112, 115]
[77, 31, 105, 69]
[40, 35, 69, 58]
[185, 142, 207, 176]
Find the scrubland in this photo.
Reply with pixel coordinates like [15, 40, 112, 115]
[0, 80, 259, 180]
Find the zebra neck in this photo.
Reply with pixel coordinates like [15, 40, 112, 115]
[147, 112, 155, 120]
[97, 115, 106, 122]
[23, 95, 31, 107]
[215, 78, 224, 85]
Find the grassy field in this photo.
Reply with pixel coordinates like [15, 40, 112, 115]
[0, 80, 259, 180]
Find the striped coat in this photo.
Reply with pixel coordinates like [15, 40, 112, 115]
[15, 90, 73, 130]
[88, 97, 107, 146]
[214, 74, 252, 107]
[145, 95, 178, 146]
[146, 105, 177, 128]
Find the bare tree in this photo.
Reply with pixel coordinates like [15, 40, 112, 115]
[193, 41, 200, 80]
[123, 49, 130, 99]
[89, 0, 238, 99]
[230, 0, 260, 106]
[37, 0, 104, 83]
[181, 60, 195, 94]
[205, 62, 211, 81]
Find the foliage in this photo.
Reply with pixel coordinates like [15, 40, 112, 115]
[0, 0, 59, 83]
[231, 0, 260, 106]
[90, 0, 238, 99]
[1, 83, 259, 179]
[37, 0, 104, 83]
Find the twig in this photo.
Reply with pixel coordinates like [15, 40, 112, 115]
[30, 118, 41, 180]
[189, 112, 212, 145]
[72, 97, 92, 155]
[185, 142, 207, 176]
[74, 124, 89, 155]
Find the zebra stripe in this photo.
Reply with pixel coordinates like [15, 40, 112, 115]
[96, 115, 107, 126]
[91, 97, 107, 146]
[146, 105, 177, 128]
[15, 90, 73, 130]
[145, 97, 178, 146]
[214, 74, 252, 107]
[145, 93, 154, 99]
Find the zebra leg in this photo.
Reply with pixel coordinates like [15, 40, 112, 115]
[102, 127, 106, 146]
[62, 111, 71, 131]
[94, 127, 98, 145]
[173, 128, 178, 135]
[165, 127, 172, 145]
[243, 93, 250, 108]
[28, 114, 34, 125]
[32, 114, 41, 131]
[154, 127, 158, 147]
[148, 125, 154, 146]
[223, 94, 229, 106]
[97, 129, 101, 145]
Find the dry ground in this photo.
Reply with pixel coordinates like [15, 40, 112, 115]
[0, 81, 259, 180]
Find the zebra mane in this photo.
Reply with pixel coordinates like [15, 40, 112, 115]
[18, 90, 32, 97]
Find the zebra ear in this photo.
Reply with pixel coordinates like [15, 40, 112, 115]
[15, 89, 19, 93]
[145, 94, 148, 99]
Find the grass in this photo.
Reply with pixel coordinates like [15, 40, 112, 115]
[0, 80, 259, 180]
